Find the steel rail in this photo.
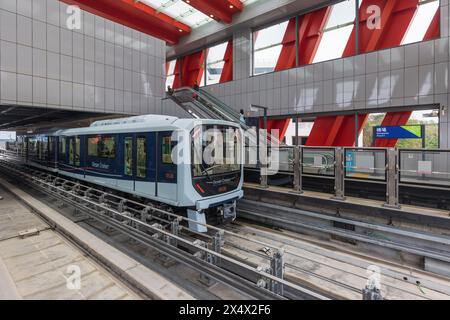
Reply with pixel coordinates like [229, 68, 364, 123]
[237, 200, 450, 263]
[0, 158, 328, 300]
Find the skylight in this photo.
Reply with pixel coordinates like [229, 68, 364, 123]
[139, 0, 263, 29]
[139, 0, 212, 28]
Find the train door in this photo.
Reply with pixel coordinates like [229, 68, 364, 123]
[58, 136, 68, 171]
[120, 135, 134, 192]
[68, 136, 82, 177]
[156, 132, 177, 202]
[134, 133, 156, 197]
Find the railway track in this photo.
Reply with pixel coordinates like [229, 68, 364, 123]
[0, 156, 327, 300]
[223, 222, 450, 300]
[3, 155, 449, 299]
[236, 199, 450, 268]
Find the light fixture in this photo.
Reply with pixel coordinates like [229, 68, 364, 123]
[178, 29, 183, 32]
[186, 0, 190, 3]
[210, 14, 214, 18]
[229, 5, 234, 9]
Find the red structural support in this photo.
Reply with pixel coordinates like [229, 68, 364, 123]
[174, 50, 205, 88]
[306, 114, 368, 146]
[259, 119, 291, 142]
[219, 40, 233, 83]
[298, 7, 332, 66]
[343, 0, 419, 56]
[374, 111, 413, 148]
[424, 8, 440, 40]
[60, 0, 190, 45]
[182, 0, 243, 24]
[275, 18, 297, 71]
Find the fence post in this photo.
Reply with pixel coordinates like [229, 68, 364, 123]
[292, 146, 303, 194]
[332, 147, 346, 200]
[260, 130, 269, 189]
[384, 148, 401, 209]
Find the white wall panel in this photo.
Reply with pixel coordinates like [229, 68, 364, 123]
[0, 0, 164, 114]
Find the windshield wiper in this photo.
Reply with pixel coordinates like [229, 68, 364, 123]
[201, 164, 223, 175]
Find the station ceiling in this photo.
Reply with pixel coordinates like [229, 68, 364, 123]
[0, 105, 121, 134]
[60, 0, 262, 45]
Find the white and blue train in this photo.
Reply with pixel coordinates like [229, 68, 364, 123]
[16, 115, 244, 229]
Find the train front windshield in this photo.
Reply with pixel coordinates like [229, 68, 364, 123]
[191, 125, 242, 178]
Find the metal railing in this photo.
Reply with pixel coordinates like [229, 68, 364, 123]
[245, 146, 450, 209]
[0, 155, 329, 300]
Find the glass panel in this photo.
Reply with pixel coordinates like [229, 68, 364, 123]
[75, 137, 80, 166]
[88, 136, 115, 158]
[313, 0, 355, 63]
[313, 25, 354, 63]
[69, 138, 74, 165]
[302, 148, 335, 176]
[402, 0, 440, 45]
[254, 45, 283, 76]
[359, 0, 440, 53]
[192, 125, 242, 177]
[268, 147, 294, 172]
[140, 0, 212, 29]
[166, 60, 176, 89]
[162, 136, 173, 164]
[59, 137, 66, 158]
[137, 137, 146, 178]
[124, 137, 133, 176]
[88, 137, 98, 157]
[253, 21, 288, 75]
[206, 42, 228, 85]
[325, 0, 356, 29]
[98, 136, 115, 158]
[400, 150, 450, 187]
[345, 149, 386, 181]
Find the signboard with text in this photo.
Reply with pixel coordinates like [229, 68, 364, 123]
[374, 125, 423, 139]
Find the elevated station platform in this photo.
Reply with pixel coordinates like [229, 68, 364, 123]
[0, 184, 140, 300]
[243, 183, 450, 232]
[0, 180, 194, 300]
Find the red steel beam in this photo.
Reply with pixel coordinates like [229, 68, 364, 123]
[178, 50, 206, 88]
[298, 7, 332, 66]
[343, 0, 419, 56]
[172, 59, 182, 89]
[219, 40, 233, 83]
[424, 8, 440, 40]
[306, 114, 368, 146]
[259, 119, 291, 142]
[60, 0, 190, 45]
[275, 18, 297, 71]
[324, 116, 345, 146]
[182, 0, 243, 24]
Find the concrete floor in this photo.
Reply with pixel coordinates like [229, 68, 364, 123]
[0, 185, 140, 300]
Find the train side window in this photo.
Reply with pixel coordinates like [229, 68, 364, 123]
[88, 137, 98, 157]
[136, 137, 146, 178]
[124, 137, 133, 176]
[49, 137, 53, 153]
[69, 138, 74, 165]
[161, 136, 173, 164]
[88, 136, 115, 158]
[75, 137, 80, 166]
[59, 137, 66, 160]
[69, 137, 80, 166]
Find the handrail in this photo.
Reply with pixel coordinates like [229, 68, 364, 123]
[173, 87, 248, 129]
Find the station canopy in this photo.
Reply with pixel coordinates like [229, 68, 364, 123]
[139, 0, 261, 29]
